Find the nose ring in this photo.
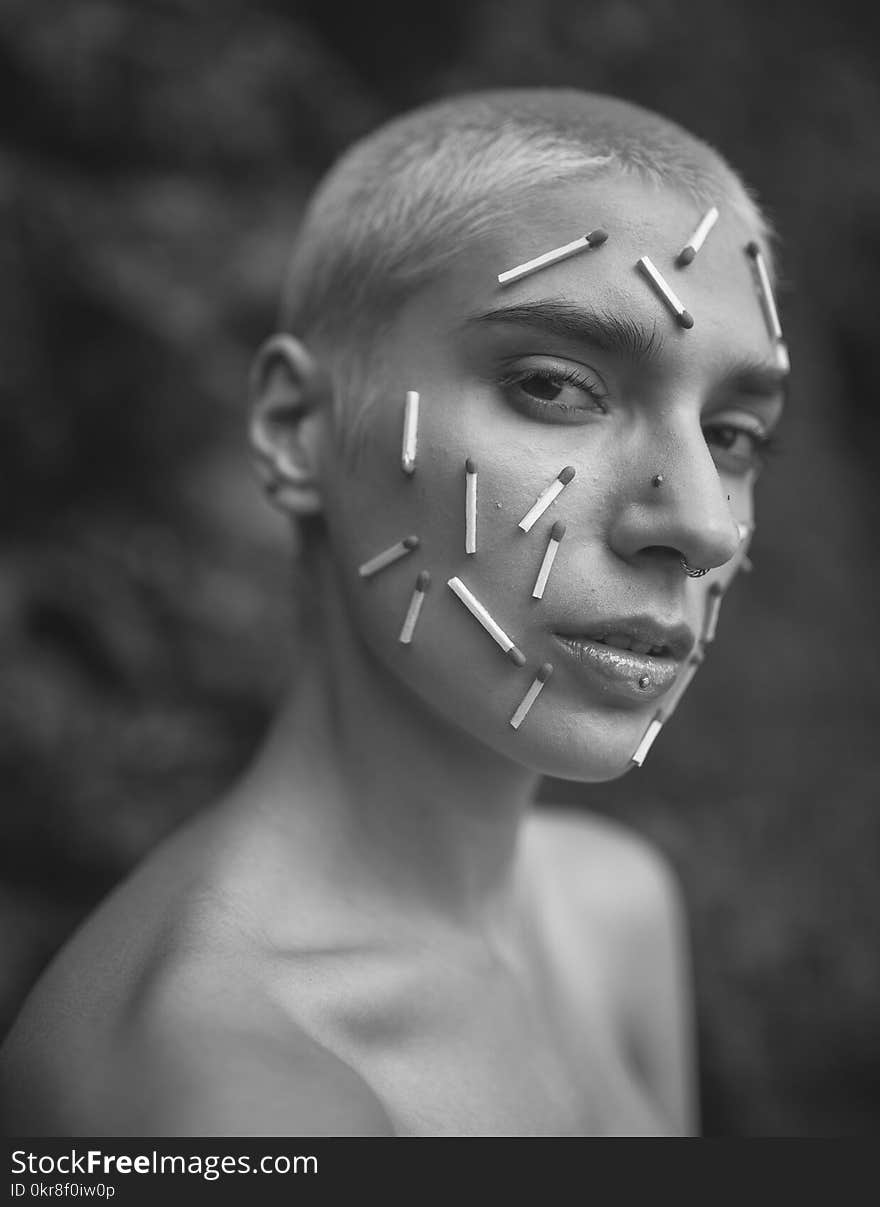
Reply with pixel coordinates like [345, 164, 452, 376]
[681, 557, 709, 578]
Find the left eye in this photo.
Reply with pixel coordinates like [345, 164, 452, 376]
[703, 422, 771, 473]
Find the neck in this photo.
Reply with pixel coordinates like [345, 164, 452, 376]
[239, 546, 541, 935]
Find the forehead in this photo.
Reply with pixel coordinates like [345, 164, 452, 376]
[402, 171, 775, 376]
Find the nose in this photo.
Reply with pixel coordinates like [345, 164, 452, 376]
[608, 422, 741, 572]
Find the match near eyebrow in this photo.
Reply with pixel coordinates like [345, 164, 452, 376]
[461, 300, 665, 366]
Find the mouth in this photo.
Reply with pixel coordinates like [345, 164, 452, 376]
[552, 616, 694, 663]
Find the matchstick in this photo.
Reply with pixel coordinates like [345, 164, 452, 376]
[746, 242, 783, 340]
[447, 576, 526, 666]
[398, 570, 431, 644]
[465, 458, 477, 554]
[401, 390, 419, 475]
[737, 520, 755, 574]
[676, 206, 719, 266]
[637, 256, 694, 328]
[518, 467, 575, 533]
[497, 229, 608, 287]
[358, 534, 419, 578]
[531, 521, 566, 599]
[509, 663, 554, 730]
[631, 714, 663, 768]
[700, 583, 724, 645]
[658, 652, 704, 723]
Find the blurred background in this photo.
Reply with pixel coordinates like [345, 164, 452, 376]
[1, 0, 878, 1136]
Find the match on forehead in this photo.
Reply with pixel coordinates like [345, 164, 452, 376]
[464, 300, 788, 387]
[497, 229, 608, 287]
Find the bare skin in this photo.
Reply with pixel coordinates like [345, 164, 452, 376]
[0, 168, 782, 1137]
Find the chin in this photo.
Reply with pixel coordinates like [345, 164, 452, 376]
[495, 711, 649, 783]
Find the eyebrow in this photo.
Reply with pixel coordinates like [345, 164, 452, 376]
[462, 298, 788, 401]
[461, 299, 666, 365]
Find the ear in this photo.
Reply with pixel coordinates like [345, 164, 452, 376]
[248, 334, 327, 517]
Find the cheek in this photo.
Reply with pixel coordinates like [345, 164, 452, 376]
[319, 391, 583, 725]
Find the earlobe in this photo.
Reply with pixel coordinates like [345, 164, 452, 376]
[248, 334, 326, 518]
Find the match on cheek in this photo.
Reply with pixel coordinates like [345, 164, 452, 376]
[447, 576, 526, 666]
[518, 467, 576, 533]
[631, 714, 663, 768]
[531, 521, 566, 600]
[359, 534, 420, 578]
[401, 390, 420, 475]
[700, 583, 725, 646]
[465, 458, 478, 554]
[398, 570, 431, 645]
[509, 663, 554, 730]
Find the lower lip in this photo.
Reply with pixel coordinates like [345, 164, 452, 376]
[552, 635, 680, 703]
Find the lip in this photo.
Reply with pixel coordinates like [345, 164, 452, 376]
[550, 616, 695, 704]
[552, 635, 680, 702]
[552, 614, 695, 662]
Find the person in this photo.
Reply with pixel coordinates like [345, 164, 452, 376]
[0, 89, 785, 1137]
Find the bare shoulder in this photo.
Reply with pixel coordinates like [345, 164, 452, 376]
[1, 942, 393, 1137]
[525, 807, 698, 1135]
[118, 962, 395, 1136]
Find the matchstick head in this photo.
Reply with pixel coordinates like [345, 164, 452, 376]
[466, 457, 477, 474]
[550, 520, 566, 541]
[402, 535, 420, 551]
[745, 240, 761, 259]
[507, 646, 527, 667]
[416, 570, 431, 591]
[587, 229, 608, 247]
[676, 246, 696, 267]
[678, 310, 695, 329]
[537, 662, 554, 683]
[708, 582, 723, 598]
[558, 466, 576, 485]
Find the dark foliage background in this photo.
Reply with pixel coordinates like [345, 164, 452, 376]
[1, 0, 878, 1135]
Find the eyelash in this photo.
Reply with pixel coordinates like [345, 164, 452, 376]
[495, 363, 609, 418]
[495, 362, 781, 474]
[703, 422, 782, 474]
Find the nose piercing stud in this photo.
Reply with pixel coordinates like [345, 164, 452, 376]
[652, 473, 664, 487]
[680, 557, 709, 578]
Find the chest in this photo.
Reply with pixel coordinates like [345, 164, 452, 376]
[273, 948, 668, 1137]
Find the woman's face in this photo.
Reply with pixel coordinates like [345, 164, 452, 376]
[317, 172, 786, 780]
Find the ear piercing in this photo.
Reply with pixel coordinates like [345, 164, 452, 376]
[498, 229, 608, 287]
[637, 256, 694, 328]
[681, 557, 709, 578]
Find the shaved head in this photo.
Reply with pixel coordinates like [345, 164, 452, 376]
[278, 89, 773, 450]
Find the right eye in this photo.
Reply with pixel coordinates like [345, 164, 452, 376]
[498, 360, 610, 424]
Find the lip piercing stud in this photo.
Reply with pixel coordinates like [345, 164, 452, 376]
[638, 675, 651, 690]
[652, 474, 664, 487]
[680, 557, 709, 578]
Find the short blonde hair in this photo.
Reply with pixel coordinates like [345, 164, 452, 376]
[280, 89, 773, 460]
